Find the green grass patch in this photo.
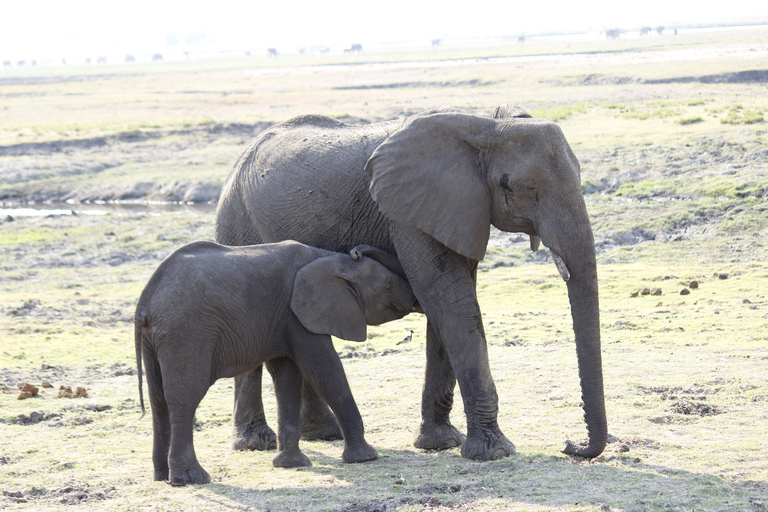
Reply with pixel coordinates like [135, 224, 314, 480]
[530, 103, 589, 122]
[720, 106, 765, 124]
[676, 116, 703, 125]
[600, 103, 627, 110]
[693, 176, 768, 199]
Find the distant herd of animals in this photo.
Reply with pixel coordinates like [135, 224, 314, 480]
[0, 45, 362, 67]
[1, 27, 679, 69]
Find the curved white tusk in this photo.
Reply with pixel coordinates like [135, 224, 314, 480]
[551, 251, 571, 282]
[530, 235, 541, 252]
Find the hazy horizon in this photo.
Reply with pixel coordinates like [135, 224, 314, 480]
[1, 0, 767, 62]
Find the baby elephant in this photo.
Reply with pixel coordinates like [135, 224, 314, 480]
[134, 240, 417, 486]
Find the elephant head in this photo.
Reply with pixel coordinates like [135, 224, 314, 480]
[364, 105, 607, 458]
[291, 251, 417, 343]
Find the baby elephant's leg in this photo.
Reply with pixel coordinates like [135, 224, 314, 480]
[167, 403, 211, 486]
[144, 354, 171, 481]
[266, 357, 311, 468]
[294, 337, 377, 464]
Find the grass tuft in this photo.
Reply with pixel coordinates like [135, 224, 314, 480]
[676, 116, 703, 125]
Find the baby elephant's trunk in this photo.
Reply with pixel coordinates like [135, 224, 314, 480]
[350, 245, 406, 280]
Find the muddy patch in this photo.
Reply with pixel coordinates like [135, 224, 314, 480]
[8, 403, 114, 427]
[0, 122, 270, 157]
[638, 384, 720, 400]
[2, 483, 114, 506]
[668, 400, 722, 416]
[11, 411, 60, 425]
[641, 384, 725, 422]
[576, 69, 768, 86]
[645, 69, 768, 84]
[337, 344, 407, 359]
[336, 79, 494, 90]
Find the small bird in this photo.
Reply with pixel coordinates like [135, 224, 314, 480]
[397, 329, 413, 345]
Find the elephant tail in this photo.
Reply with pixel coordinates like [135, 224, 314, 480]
[134, 308, 149, 417]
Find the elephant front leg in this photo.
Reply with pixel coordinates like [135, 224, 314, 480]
[413, 320, 466, 451]
[293, 336, 377, 464]
[434, 302, 515, 461]
[231, 366, 277, 451]
[391, 224, 515, 461]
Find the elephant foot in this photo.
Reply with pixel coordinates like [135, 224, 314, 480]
[231, 420, 277, 451]
[273, 449, 312, 468]
[413, 422, 466, 451]
[342, 441, 378, 464]
[154, 469, 169, 482]
[300, 408, 343, 441]
[460, 430, 516, 461]
[169, 461, 211, 486]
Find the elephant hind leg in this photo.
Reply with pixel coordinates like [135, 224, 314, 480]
[266, 357, 311, 468]
[413, 320, 466, 451]
[166, 381, 212, 486]
[144, 351, 171, 481]
[168, 405, 211, 486]
[150, 395, 171, 481]
[156, 349, 212, 485]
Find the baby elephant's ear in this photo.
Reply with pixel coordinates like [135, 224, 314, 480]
[291, 256, 367, 342]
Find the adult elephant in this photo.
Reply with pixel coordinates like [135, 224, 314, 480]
[215, 104, 607, 460]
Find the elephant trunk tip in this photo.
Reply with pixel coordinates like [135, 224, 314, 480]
[561, 438, 607, 459]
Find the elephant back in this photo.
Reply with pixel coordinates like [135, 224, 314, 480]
[215, 116, 398, 254]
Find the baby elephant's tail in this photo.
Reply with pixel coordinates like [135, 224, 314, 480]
[134, 308, 149, 417]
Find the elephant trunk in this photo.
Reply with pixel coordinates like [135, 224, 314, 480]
[542, 201, 607, 458]
[562, 254, 607, 458]
[350, 245, 407, 279]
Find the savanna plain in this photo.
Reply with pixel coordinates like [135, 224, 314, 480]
[1, 29, 767, 511]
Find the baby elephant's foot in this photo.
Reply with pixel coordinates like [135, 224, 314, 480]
[342, 441, 378, 463]
[154, 469, 169, 482]
[273, 449, 311, 468]
[169, 461, 211, 486]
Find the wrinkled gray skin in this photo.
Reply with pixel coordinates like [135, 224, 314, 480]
[135, 241, 417, 485]
[215, 104, 607, 460]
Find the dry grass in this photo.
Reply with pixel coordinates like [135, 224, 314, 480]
[1, 28, 768, 511]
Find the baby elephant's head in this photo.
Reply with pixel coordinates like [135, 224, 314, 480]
[291, 246, 417, 342]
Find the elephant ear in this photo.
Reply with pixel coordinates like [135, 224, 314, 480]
[365, 112, 497, 261]
[291, 255, 367, 342]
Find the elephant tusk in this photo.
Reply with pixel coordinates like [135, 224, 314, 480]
[551, 251, 571, 282]
[530, 235, 541, 252]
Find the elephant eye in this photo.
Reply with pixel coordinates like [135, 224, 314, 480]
[524, 180, 539, 202]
